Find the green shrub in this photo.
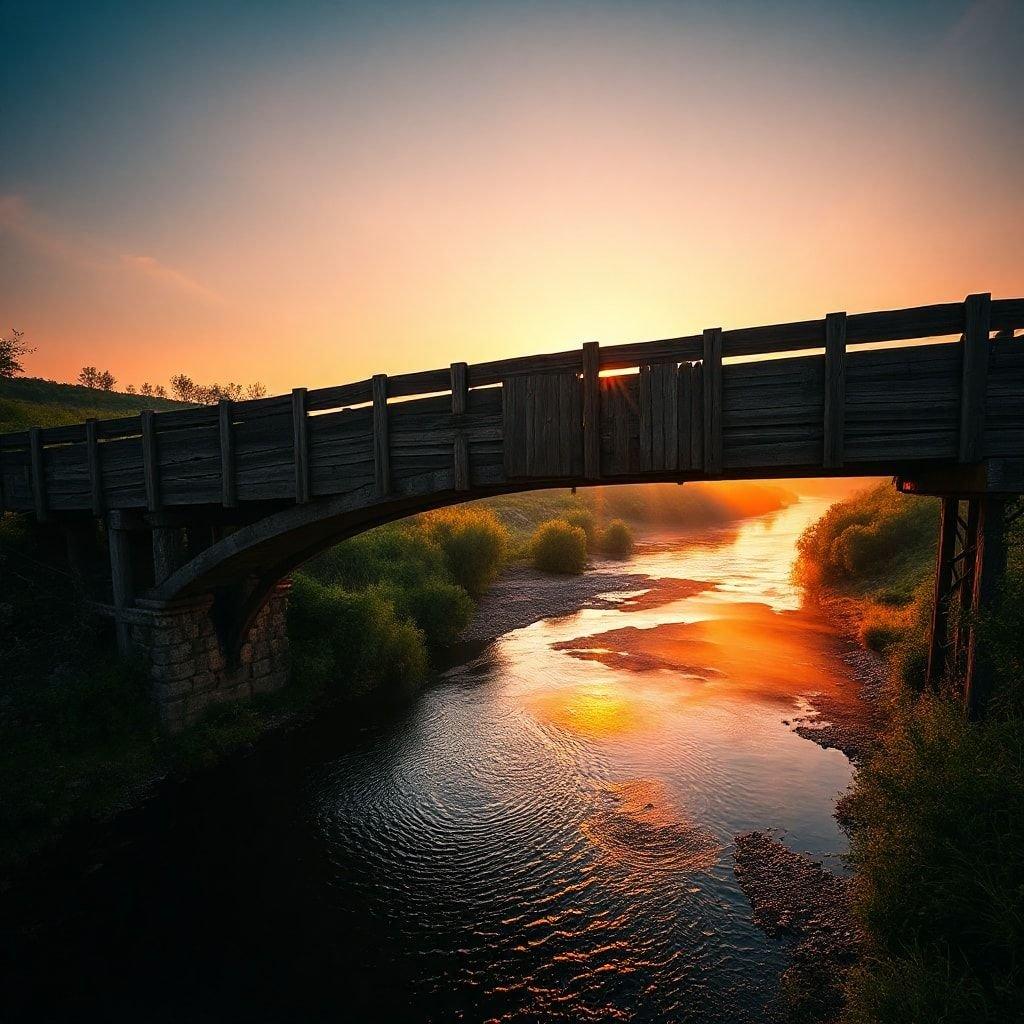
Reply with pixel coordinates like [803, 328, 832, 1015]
[376, 576, 474, 650]
[795, 484, 936, 601]
[600, 518, 635, 559]
[419, 506, 510, 596]
[288, 575, 428, 696]
[564, 508, 597, 549]
[531, 519, 587, 574]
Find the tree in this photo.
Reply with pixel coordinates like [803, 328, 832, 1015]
[125, 383, 137, 394]
[153, 384, 167, 398]
[169, 373, 196, 402]
[78, 366, 100, 388]
[245, 382, 268, 399]
[140, 382, 154, 396]
[0, 329, 33, 378]
[97, 370, 116, 391]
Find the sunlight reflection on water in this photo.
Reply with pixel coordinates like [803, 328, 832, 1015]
[312, 497, 857, 1022]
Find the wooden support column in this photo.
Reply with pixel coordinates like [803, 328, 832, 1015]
[964, 496, 1008, 720]
[372, 374, 390, 497]
[107, 510, 135, 655]
[219, 399, 237, 507]
[85, 419, 103, 515]
[823, 311, 847, 469]
[926, 496, 958, 691]
[450, 362, 470, 491]
[292, 388, 310, 503]
[140, 410, 161, 512]
[582, 342, 601, 480]
[959, 292, 992, 463]
[702, 328, 723, 475]
[29, 426, 47, 522]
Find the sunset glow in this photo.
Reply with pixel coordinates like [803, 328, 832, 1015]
[2, 1, 1021, 393]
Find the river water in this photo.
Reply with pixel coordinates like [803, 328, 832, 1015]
[5, 496, 857, 1023]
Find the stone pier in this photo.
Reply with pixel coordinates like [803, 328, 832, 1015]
[122, 581, 292, 732]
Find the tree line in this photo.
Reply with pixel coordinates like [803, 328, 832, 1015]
[2, 329, 266, 404]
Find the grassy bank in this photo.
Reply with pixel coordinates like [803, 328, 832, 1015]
[0, 376, 185, 432]
[795, 484, 1024, 1022]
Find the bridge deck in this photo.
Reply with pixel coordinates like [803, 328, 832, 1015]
[2, 294, 1023, 518]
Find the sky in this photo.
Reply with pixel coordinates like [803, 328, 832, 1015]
[1, 0, 1021, 394]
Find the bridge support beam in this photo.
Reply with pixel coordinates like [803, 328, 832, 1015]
[126, 581, 292, 732]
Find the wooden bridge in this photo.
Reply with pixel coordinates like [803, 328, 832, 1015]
[2, 292, 1022, 728]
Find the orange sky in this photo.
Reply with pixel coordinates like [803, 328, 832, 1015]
[2, 2, 1021, 395]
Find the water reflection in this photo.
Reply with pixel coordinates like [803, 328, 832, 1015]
[4, 497, 858, 1024]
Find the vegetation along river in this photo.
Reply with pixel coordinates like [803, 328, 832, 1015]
[5, 496, 863, 1023]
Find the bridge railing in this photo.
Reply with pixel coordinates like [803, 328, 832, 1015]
[1, 294, 1022, 519]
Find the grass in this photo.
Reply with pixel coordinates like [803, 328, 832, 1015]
[796, 485, 1024, 1022]
[0, 376, 184, 432]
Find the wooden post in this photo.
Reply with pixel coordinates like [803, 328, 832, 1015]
[926, 496, 958, 690]
[86, 419, 103, 516]
[29, 426, 47, 522]
[582, 342, 601, 480]
[107, 511, 135, 655]
[372, 374, 390, 497]
[219, 399, 237, 507]
[292, 387, 309, 503]
[451, 362, 470, 491]
[702, 328, 723, 474]
[959, 292, 992, 463]
[823, 311, 847, 469]
[964, 496, 1008, 719]
[140, 410, 160, 512]
[639, 364, 653, 470]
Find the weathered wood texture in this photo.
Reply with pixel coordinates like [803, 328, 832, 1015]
[2, 295, 1023, 516]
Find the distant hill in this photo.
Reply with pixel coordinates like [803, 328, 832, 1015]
[0, 377, 188, 433]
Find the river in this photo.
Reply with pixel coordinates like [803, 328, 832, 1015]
[5, 496, 859, 1023]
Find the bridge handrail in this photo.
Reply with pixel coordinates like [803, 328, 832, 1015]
[1, 294, 1022, 516]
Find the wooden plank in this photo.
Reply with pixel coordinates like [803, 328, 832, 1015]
[29, 426, 47, 521]
[582, 342, 601, 479]
[659, 362, 678, 471]
[959, 292, 992, 462]
[639, 365, 653, 470]
[823, 311, 847, 468]
[140, 410, 161, 512]
[677, 363, 692, 471]
[86, 419, 103, 515]
[702, 328, 723, 474]
[372, 374, 390, 496]
[451, 362, 469, 491]
[690, 361, 704, 470]
[292, 388, 310, 503]
[219, 399, 237, 507]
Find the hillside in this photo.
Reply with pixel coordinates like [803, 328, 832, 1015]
[0, 377, 187, 433]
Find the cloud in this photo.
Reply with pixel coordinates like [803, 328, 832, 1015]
[0, 193, 222, 303]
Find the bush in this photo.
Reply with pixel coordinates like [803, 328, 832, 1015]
[600, 519, 635, 559]
[376, 576, 474, 650]
[288, 575, 428, 696]
[795, 484, 937, 601]
[564, 508, 597, 549]
[419, 506, 509, 596]
[531, 519, 587, 574]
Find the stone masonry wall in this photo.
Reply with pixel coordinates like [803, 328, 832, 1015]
[127, 581, 291, 732]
